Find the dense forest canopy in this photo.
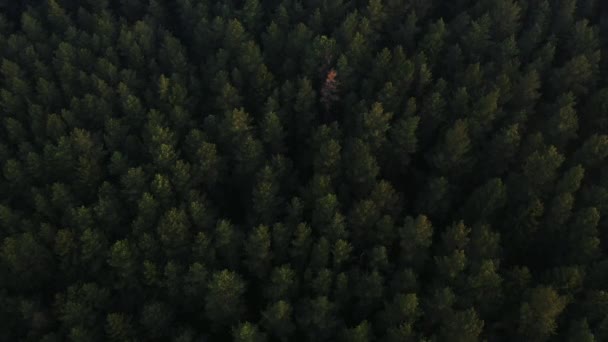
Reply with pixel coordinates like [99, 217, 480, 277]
[1, 0, 608, 341]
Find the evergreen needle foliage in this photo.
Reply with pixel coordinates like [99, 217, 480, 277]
[0, 0, 607, 341]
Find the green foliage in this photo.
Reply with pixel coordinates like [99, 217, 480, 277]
[518, 286, 568, 341]
[205, 270, 246, 328]
[432, 119, 472, 175]
[439, 308, 484, 342]
[232, 322, 267, 342]
[399, 215, 434, 269]
[244, 225, 272, 277]
[105, 313, 134, 341]
[0, 1, 605, 341]
[261, 300, 295, 341]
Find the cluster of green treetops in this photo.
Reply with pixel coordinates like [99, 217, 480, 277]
[1, 0, 607, 341]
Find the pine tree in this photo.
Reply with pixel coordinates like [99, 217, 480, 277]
[205, 270, 246, 328]
[518, 286, 568, 341]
